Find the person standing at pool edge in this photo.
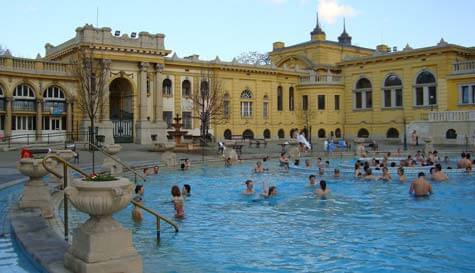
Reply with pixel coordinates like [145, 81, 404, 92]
[409, 172, 433, 197]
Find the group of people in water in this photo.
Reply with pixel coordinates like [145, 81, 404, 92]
[132, 147, 474, 220]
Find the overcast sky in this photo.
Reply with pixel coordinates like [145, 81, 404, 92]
[1, 0, 474, 60]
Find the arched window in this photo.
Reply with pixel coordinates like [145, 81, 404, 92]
[383, 74, 403, 108]
[335, 128, 342, 138]
[263, 95, 269, 119]
[446, 129, 457, 139]
[43, 86, 66, 114]
[318, 129, 326, 138]
[242, 129, 254, 139]
[357, 128, 370, 138]
[263, 129, 271, 139]
[278, 129, 285, 139]
[200, 80, 209, 97]
[182, 80, 191, 97]
[386, 128, 399, 138]
[289, 87, 294, 111]
[414, 71, 436, 106]
[13, 84, 36, 112]
[354, 77, 372, 109]
[223, 93, 230, 118]
[277, 86, 283, 111]
[240, 89, 253, 118]
[162, 79, 172, 96]
[223, 129, 232, 140]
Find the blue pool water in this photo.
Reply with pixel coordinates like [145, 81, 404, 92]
[66, 161, 475, 273]
[0, 184, 41, 273]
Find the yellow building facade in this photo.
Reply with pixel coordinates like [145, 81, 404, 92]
[0, 20, 474, 145]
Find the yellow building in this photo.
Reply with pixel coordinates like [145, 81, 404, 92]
[0, 18, 474, 146]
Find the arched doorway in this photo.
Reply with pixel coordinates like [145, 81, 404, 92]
[242, 129, 254, 139]
[110, 77, 134, 143]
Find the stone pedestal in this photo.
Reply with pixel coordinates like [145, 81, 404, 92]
[80, 120, 114, 145]
[64, 178, 142, 273]
[135, 120, 168, 145]
[102, 144, 123, 175]
[17, 158, 57, 218]
[423, 137, 434, 156]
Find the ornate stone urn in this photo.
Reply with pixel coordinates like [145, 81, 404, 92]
[353, 138, 367, 157]
[64, 177, 142, 273]
[102, 144, 123, 175]
[50, 149, 76, 186]
[17, 158, 57, 218]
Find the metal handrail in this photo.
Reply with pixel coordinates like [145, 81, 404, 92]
[42, 154, 91, 242]
[87, 142, 147, 183]
[131, 199, 179, 241]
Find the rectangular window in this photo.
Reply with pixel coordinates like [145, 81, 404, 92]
[334, 95, 340, 110]
[355, 92, 362, 109]
[415, 87, 424, 106]
[223, 101, 230, 118]
[62, 116, 67, 130]
[429, 86, 437, 105]
[277, 93, 283, 111]
[302, 95, 308, 111]
[472, 86, 475, 104]
[461, 86, 470, 104]
[263, 102, 269, 118]
[182, 112, 192, 129]
[396, 89, 403, 107]
[289, 89, 294, 111]
[163, 111, 173, 129]
[0, 116, 4, 130]
[43, 116, 50, 130]
[241, 102, 252, 118]
[317, 95, 325, 110]
[365, 91, 372, 108]
[52, 118, 60, 130]
[384, 90, 392, 107]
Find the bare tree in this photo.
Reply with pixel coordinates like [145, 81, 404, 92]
[235, 51, 271, 65]
[190, 68, 226, 146]
[70, 47, 109, 171]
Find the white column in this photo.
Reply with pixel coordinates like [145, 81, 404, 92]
[155, 63, 164, 122]
[36, 99, 43, 141]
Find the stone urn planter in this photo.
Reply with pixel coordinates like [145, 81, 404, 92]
[64, 177, 142, 273]
[423, 137, 434, 156]
[50, 149, 76, 186]
[102, 144, 123, 175]
[17, 158, 57, 218]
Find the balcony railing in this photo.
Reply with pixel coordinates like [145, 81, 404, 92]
[299, 74, 343, 85]
[452, 60, 475, 75]
[0, 56, 71, 76]
[12, 100, 36, 112]
[428, 111, 475, 122]
[43, 101, 66, 114]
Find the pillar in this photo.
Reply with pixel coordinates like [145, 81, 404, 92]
[66, 100, 73, 137]
[36, 99, 42, 141]
[96, 59, 114, 145]
[4, 97, 12, 137]
[154, 63, 164, 122]
[139, 62, 149, 121]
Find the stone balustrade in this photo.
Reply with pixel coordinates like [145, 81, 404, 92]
[452, 60, 475, 74]
[0, 56, 71, 76]
[428, 110, 475, 122]
[299, 73, 343, 85]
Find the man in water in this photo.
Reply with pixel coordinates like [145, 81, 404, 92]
[409, 172, 433, 197]
[242, 180, 254, 195]
[279, 152, 289, 168]
[457, 152, 467, 169]
[308, 175, 317, 187]
[431, 164, 448, 182]
[316, 180, 330, 197]
[182, 184, 191, 197]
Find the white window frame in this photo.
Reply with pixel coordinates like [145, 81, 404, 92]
[413, 71, 437, 107]
[263, 101, 269, 119]
[241, 101, 252, 118]
[353, 88, 372, 110]
[458, 84, 475, 105]
[382, 87, 403, 108]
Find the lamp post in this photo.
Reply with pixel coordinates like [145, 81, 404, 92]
[429, 95, 434, 112]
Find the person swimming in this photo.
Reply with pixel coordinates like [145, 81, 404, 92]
[315, 180, 330, 197]
[308, 174, 317, 187]
[380, 167, 391, 181]
[182, 184, 191, 197]
[132, 185, 144, 221]
[254, 161, 264, 173]
[431, 163, 448, 182]
[333, 168, 341, 178]
[397, 167, 407, 182]
[305, 159, 312, 168]
[242, 180, 255, 195]
[261, 185, 277, 197]
[171, 185, 185, 218]
[409, 172, 433, 197]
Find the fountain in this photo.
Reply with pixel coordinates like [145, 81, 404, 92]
[167, 114, 196, 152]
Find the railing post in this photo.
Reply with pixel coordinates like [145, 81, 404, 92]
[157, 219, 161, 242]
[27, 134, 29, 145]
[63, 162, 69, 242]
[48, 133, 50, 144]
